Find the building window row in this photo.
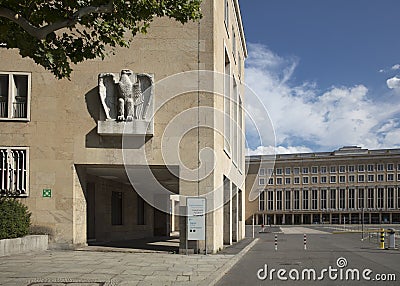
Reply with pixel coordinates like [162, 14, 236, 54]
[260, 173, 399, 185]
[259, 163, 400, 177]
[258, 186, 400, 212]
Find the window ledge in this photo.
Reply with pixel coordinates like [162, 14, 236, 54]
[0, 118, 30, 122]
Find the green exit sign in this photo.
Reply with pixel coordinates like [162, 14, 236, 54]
[42, 189, 52, 198]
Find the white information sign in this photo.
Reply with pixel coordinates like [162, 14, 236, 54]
[187, 197, 206, 241]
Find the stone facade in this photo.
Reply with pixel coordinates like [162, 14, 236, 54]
[246, 146, 400, 225]
[0, 0, 247, 253]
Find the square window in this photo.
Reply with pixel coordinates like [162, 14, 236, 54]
[358, 174, 364, 182]
[285, 167, 291, 175]
[387, 174, 394, 181]
[0, 72, 30, 120]
[259, 168, 265, 176]
[303, 176, 309, 184]
[321, 176, 327, 183]
[276, 177, 283, 185]
[339, 166, 346, 173]
[259, 178, 265, 185]
[330, 176, 336, 183]
[302, 167, 309, 174]
[358, 165, 364, 172]
[330, 166, 336, 173]
[276, 168, 283, 175]
[348, 175, 355, 182]
[312, 176, 318, 184]
[387, 163, 394, 171]
[294, 177, 300, 184]
[268, 178, 274, 185]
[339, 175, 346, 183]
[377, 164, 384, 171]
[294, 167, 300, 175]
[311, 166, 318, 174]
[368, 174, 374, 182]
[285, 177, 291, 184]
[321, 166, 327, 174]
[377, 174, 384, 182]
[348, 165, 355, 172]
[367, 164, 374, 172]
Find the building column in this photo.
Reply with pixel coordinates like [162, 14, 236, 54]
[339, 213, 342, 224]
[291, 214, 295, 225]
[238, 189, 244, 240]
[273, 214, 276, 225]
[383, 187, 387, 210]
[379, 213, 382, 224]
[329, 213, 332, 224]
[301, 214, 304, 224]
[223, 177, 232, 245]
[232, 187, 238, 242]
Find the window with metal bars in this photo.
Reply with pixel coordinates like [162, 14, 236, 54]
[0, 148, 28, 196]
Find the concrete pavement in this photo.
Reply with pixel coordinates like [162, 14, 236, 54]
[0, 238, 258, 286]
[218, 226, 400, 286]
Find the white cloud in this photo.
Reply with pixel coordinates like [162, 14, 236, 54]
[246, 146, 312, 156]
[391, 64, 400, 70]
[387, 76, 400, 89]
[245, 43, 400, 154]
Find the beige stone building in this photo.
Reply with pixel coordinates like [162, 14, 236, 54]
[0, 0, 247, 253]
[246, 146, 400, 225]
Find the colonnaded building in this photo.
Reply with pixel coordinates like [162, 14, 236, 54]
[246, 146, 400, 225]
[0, 0, 247, 253]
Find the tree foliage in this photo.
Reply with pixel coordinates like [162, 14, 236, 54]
[0, 0, 202, 79]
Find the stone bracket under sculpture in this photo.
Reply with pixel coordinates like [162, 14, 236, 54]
[97, 69, 154, 136]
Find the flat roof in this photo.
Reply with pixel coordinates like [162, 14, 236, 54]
[246, 146, 400, 162]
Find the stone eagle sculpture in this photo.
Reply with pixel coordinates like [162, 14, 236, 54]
[98, 70, 153, 122]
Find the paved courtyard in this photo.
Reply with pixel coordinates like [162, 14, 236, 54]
[0, 238, 257, 286]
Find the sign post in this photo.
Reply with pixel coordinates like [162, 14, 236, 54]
[187, 197, 206, 254]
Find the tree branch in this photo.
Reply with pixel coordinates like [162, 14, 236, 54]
[0, 7, 42, 38]
[0, 1, 114, 40]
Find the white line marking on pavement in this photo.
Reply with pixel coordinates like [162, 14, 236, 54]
[280, 227, 330, 234]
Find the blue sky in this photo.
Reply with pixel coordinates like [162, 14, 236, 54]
[240, 0, 400, 154]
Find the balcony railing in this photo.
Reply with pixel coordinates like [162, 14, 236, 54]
[13, 101, 26, 118]
[0, 101, 7, 118]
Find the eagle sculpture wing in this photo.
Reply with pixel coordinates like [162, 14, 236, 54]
[98, 73, 118, 120]
[137, 74, 154, 120]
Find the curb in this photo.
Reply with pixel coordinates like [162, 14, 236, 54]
[204, 238, 260, 286]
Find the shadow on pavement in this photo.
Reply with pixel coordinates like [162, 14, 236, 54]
[83, 233, 180, 253]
